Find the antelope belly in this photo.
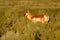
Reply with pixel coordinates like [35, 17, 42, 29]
[32, 18, 41, 22]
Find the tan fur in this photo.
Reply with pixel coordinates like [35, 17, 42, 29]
[25, 10, 49, 24]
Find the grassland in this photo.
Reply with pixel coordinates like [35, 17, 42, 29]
[0, 0, 60, 40]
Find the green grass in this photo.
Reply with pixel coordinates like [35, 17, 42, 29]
[0, 0, 60, 40]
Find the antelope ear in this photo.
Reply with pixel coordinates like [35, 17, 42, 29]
[24, 8, 30, 13]
[27, 10, 30, 13]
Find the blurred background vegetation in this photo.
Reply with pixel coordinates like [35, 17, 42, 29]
[0, 0, 60, 40]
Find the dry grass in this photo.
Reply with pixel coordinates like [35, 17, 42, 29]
[0, 0, 60, 40]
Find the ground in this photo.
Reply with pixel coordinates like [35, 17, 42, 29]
[0, 0, 60, 40]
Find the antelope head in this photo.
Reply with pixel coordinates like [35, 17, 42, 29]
[24, 10, 32, 20]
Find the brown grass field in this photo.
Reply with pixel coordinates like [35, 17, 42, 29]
[0, 0, 60, 40]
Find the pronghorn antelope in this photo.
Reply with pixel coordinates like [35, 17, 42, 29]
[24, 10, 49, 24]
